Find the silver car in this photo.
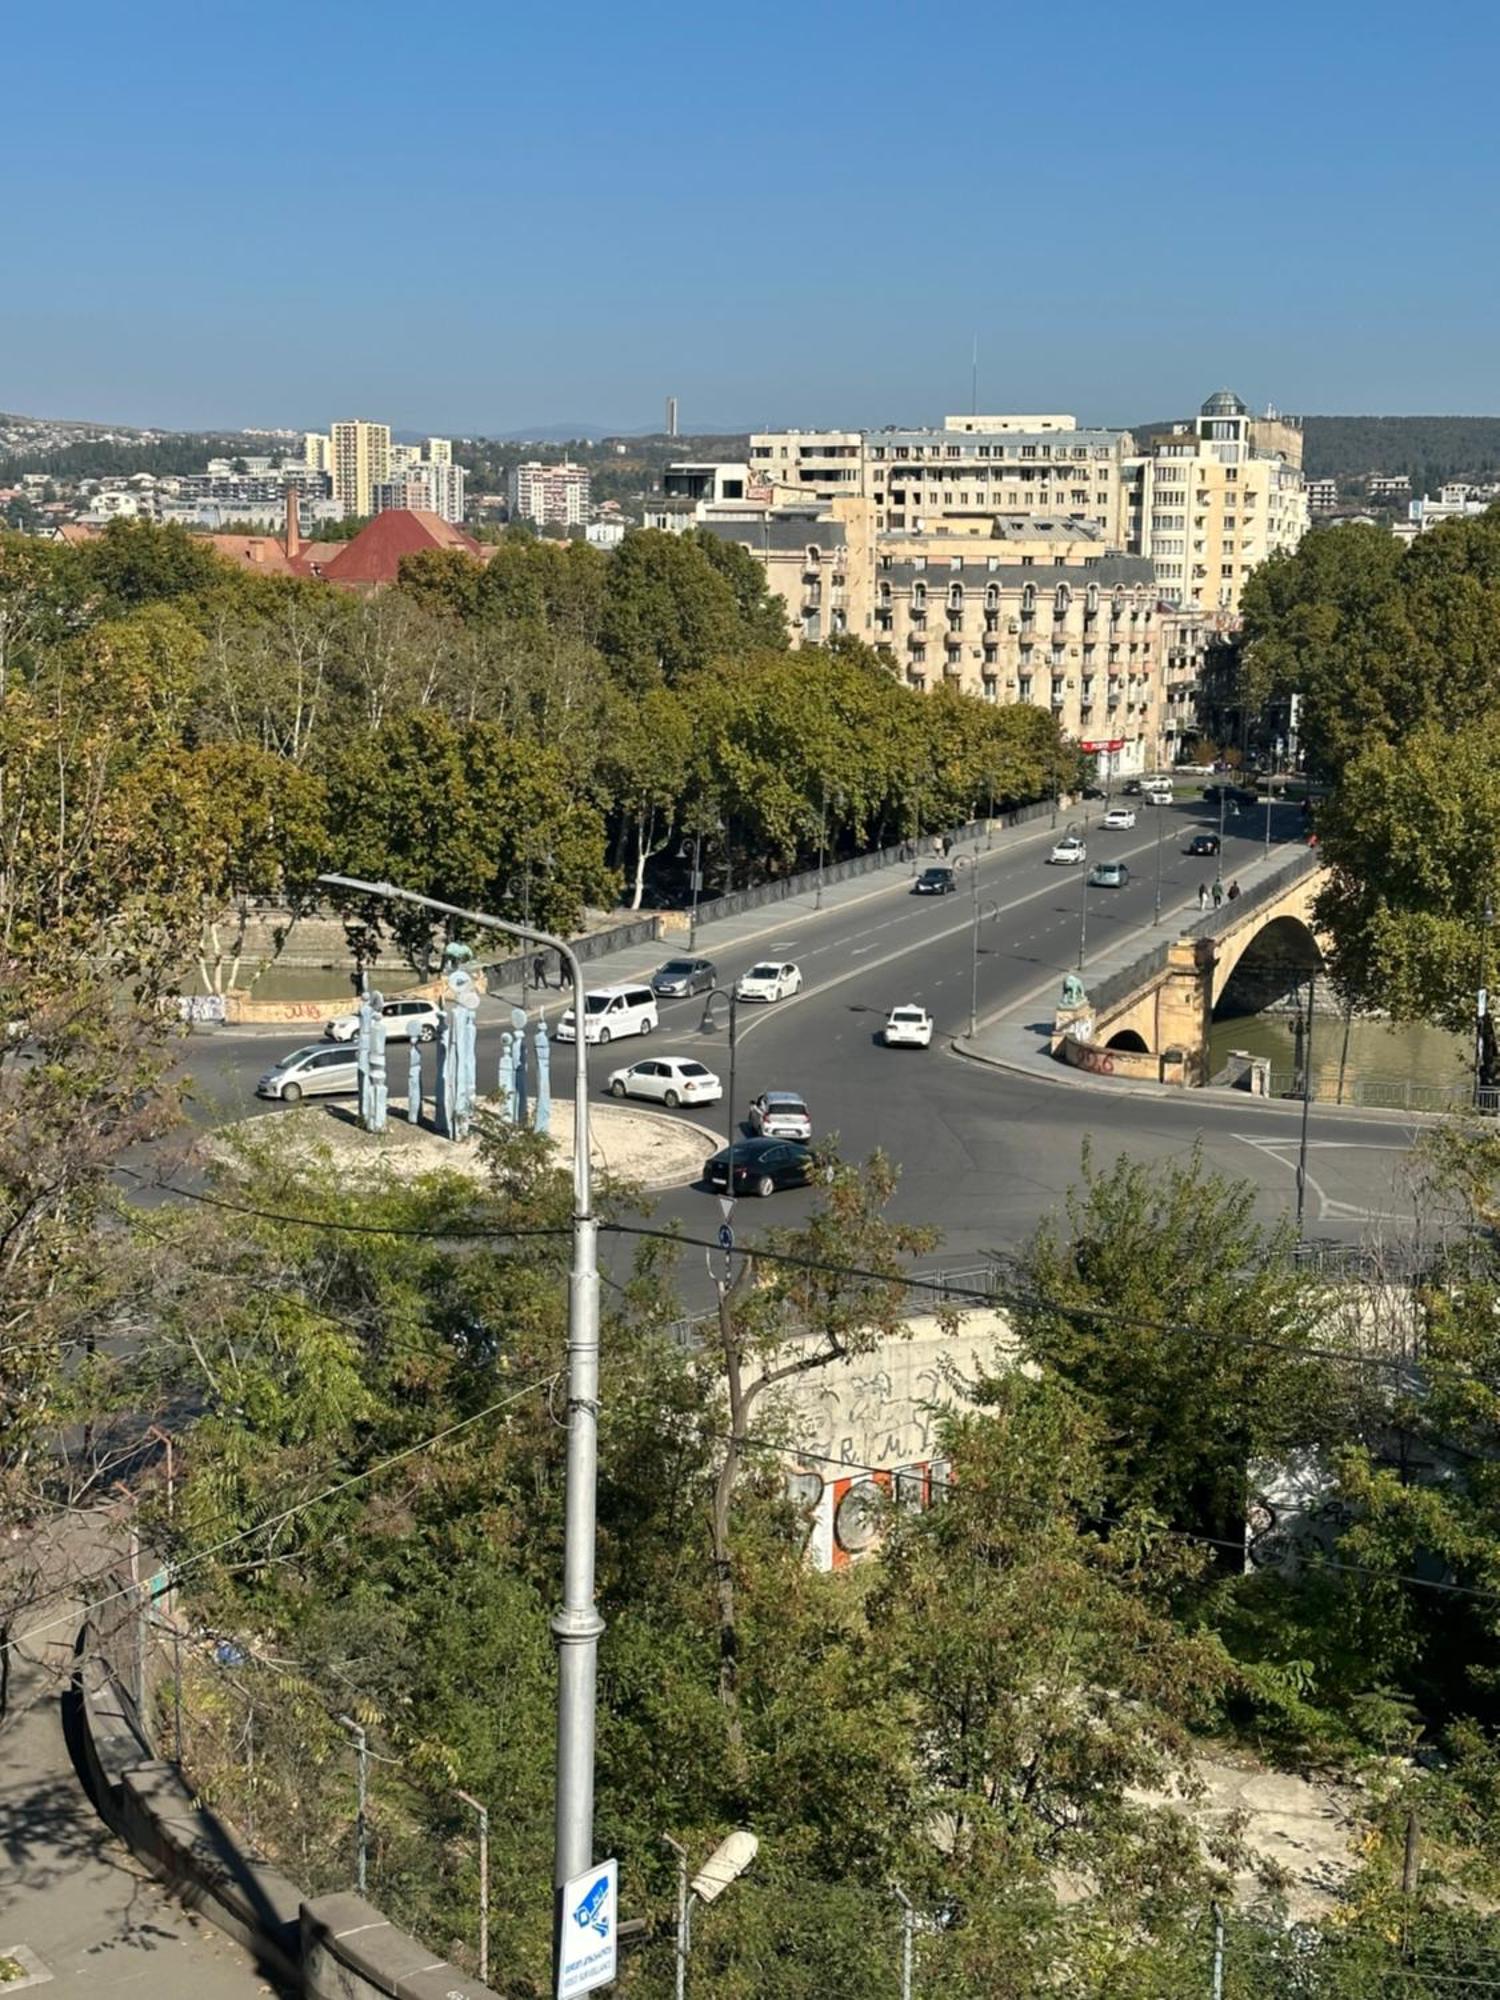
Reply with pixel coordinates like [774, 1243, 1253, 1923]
[325, 997, 441, 1044]
[257, 1043, 360, 1103]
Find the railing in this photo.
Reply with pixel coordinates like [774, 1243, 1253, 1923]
[691, 799, 1057, 933]
[1267, 1070, 1500, 1116]
[1180, 846, 1322, 942]
[477, 911, 663, 990]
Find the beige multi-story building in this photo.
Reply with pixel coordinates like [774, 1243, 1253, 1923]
[508, 460, 591, 527]
[749, 417, 1137, 543]
[1127, 390, 1306, 612]
[303, 431, 333, 475]
[330, 419, 392, 518]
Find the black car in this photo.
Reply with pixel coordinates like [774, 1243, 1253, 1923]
[704, 1137, 813, 1197]
[651, 956, 716, 998]
[1121, 779, 1142, 796]
[913, 866, 957, 896]
[1187, 832, 1221, 856]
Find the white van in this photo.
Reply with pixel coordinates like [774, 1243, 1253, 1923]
[554, 983, 659, 1045]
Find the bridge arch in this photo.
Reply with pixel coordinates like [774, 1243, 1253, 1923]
[1213, 912, 1325, 1020]
[1106, 1028, 1149, 1052]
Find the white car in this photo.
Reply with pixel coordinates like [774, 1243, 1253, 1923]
[1102, 807, 1137, 830]
[605, 1056, 722, 1108]
[325, 997, 441, 1043]
[1048, 835, 1087, 866]
[883, 1005, 934, 1048]
[747, 1091, 812, 1140]
[735, 960, 802, 1003]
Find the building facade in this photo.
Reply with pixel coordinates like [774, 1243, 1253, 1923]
[330, 419, 392, 518]
[1306, 477, 1339, 512]
[1127, 391, 1307, 611]
[508, 460, 591, 527]
[372, 458, 466, 523]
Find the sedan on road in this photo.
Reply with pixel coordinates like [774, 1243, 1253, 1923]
[1049, 835, 1087, 866]
[704, 1136, 814, 1197]
[913, 866, 957, 896]
[883, 1005, 933, 1048]
[1088, 861, 1130, 888]
[257, 1044, 359, 1103]
[1102, 807, 1137, 831]
[735, 961, 803, 1003]
[651, 957, 716, 998]
[1187, 832, 1221, 857]
[326, 998, 440, 1044]
[606, 1056, 722, 1108]
[748, 1091, 812, 1140]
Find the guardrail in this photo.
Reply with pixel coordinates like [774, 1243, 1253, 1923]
[477, 911, 663, 991]
[1267, 1070, 1500, 1115]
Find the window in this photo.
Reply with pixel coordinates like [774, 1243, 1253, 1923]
[1221, 563, 1235, 578]
[911, 583, 927, 610]
[1020, 445, 1037, 458]
[984, 583, 999, 610]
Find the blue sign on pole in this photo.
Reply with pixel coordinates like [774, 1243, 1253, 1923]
[558, 1857, 617, 1997]
[717, 1223, 734, 1254]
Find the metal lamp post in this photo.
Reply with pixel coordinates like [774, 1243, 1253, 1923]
[316, 873, 603, 1984]
[663, 1830, 758, 1999]
[959, 857, 999, 1038]
[1069, 819, 1089, 972]
[1216, 783, 1227, 892]
[455, 1789, 490, 1984]
[699, 987, 740, 1185]
[336, 1713, 368, 1894]
[1153, 793, 1166, 925]
[815, 785, 843, 912]
[1475, 895, 1495, 1111]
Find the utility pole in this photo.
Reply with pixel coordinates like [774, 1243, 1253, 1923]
[456, 1790, 490, 1984]
[1295, 971, 1316, 1236]
[893, 1883, 915, 2000]
[688, 828, 704, 954]
[1211, 1901, 1225, 1999]
[663, 1836, 689, 2000]
[1474, 896, 1494, 1111]
[337, 1713, 368, 1895]
[317, 875, 603, 1987]
[1153, 795, 1165, 925]
[962, 858, 998, 1039]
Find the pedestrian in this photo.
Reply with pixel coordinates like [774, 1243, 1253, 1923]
[1212, 880, 1224, 908]
[532, 951, 547, 990]
[1227, 878, 1241, 902]
[940, 833, 951, 858]
[1197, 882, 1209, 912]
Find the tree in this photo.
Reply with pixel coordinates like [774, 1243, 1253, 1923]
[598, 530, 745, 690]
[1314, 716, 1500, 1030]
[691, 528, 790, 652]
[322, 710, 616, 964]
[595, 686, 692, 908]
[75, 516, 229, 612]
[1013, 1145, 1346, 1539]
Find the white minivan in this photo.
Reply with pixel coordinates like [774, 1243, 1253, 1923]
[554, 983, 659, 1045]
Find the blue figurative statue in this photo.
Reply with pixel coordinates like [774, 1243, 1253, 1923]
[406, 1037, 423, 1124]
[533, 1022, 552, 1136]
[357, 988, 388, 1133]
[511, 1004, 529, 1125]
[452, 987, 478, 1140]
[497, 1029, 517, 1124]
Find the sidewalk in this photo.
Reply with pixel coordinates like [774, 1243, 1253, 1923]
[0, 1528, 283, 1997]
[955, 840, 1302, 1088]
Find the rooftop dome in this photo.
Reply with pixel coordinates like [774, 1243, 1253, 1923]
[1201, 388, 1248, 417]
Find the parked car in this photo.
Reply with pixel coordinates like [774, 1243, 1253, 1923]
[325, 997, 440, 1044]
[704, 1136, 814, 1197]
[1049, 835, 1087, 865]
[650, 957, 716, 998]
[257, 1044, 360, 1103]
[735, 961, 803, 1003]
[883, 1005, 934, 1048]
[1088, 861, 1130, 888]
[606, 1056, 722, 1108]
[913, 866, 957, 896]
[555, 983, 659, 1044]
[1121, 779, 1142, 796]
[1102, 807, 1137, 831]
[748, 1091, 812, 1140]
[1187, 832, 1221, 857]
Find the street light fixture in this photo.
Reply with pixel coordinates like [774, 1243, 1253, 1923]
[815, 784, 844, 912]
[1152, 793, 1166, 925]
[663, 1830, 759, 1999]
[698, 987, 741, 1187]
[316, 873, 603, 1987]
[958, 856, 1000, 1038]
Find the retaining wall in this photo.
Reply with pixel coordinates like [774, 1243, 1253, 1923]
[75, 1606, 504, 2000]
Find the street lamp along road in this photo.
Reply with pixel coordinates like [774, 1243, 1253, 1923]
[663, 1830, 758, 2000]
[315, 872, 604, 1994]
[698, 987, 741, 1193]
[956, 855, 1000, 1039]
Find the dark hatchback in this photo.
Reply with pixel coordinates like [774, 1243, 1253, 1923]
[704, 1137, 814, 1196]
[651, 956, 716, 998]
[913, 866, 957, 895]
[1187, 832, 1221, 856]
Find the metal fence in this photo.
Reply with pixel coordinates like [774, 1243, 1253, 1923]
[1266, 1070, 1500, 1115]
[690, 798, 1057, 933]
[1180, 845, 1322, 942]
[477, 912, 663, 991]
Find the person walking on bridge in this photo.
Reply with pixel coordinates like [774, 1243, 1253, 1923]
[1197, 881, 1209, 913]
[1227, 878, 1241, 903]
[1212, 880, 1224, 910]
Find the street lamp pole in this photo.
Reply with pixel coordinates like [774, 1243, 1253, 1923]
[699, 988, 740, 1183]
[1217, 783, 1227, 892]
[1475, 895, 1495, 1111]
[688, 829, 704, 955]
[1295, 971, 1316, 1236]
[317, 874, 603, 1977]
[1070, 817, 1088, 971]
[1153, 795, 1165, 925]
[455, 1789, 490, 1984]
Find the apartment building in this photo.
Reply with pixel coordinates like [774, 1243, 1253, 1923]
[508, 460, 591, 527]
[372, 458, 466, 524]
[330, 419, 392, 518]
[749, 417, 1137, 543]
[1127, 390, 1307, 611]
[1306, 477, 1339, 512]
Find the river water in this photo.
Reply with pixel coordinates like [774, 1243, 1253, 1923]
[1207, 1011, 1471, 1109]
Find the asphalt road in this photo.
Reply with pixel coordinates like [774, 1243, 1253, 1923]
[165, 796, 1430, 1306]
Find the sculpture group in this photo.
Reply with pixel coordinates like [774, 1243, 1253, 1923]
[354, 945, 552, 1140]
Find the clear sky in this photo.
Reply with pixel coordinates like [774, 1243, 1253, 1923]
[6, 0, 1497, 435]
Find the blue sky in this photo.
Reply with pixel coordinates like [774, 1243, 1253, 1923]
[5, 0, 1497, 434]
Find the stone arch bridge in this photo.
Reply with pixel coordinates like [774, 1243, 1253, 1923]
[1053, 851, 1328, 1085]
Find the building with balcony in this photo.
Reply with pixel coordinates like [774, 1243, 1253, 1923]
[330, 419, 392, 518]
[1126, 390, 1307, 612]
[508, 460, 591, 527]
[372, 458, 466, 524]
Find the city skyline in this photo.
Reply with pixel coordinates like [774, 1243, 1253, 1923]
[7, 2, 1500, 433]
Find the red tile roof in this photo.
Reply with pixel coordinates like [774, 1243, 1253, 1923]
[319, 509, 480, 586]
